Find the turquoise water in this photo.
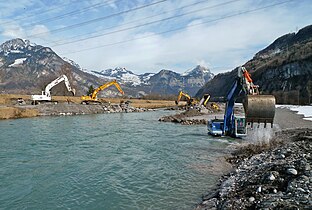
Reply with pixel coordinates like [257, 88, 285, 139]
[0, 110, 230, 210]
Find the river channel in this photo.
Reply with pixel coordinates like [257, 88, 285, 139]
[1, 110, 232, 210]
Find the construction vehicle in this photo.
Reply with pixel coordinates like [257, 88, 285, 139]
[81, 80, 124, 104]
[31, 75, 75, 105]
[207, 66, 275, 138]
[175, 91, 198, 106]
[199, 94, 219, 110]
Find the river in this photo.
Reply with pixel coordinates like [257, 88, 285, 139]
[0, 110, 232, 210]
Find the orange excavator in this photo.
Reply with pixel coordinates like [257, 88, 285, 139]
[81, 80, 124, 104]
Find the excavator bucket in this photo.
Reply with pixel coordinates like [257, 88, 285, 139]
[244, 95, 276, 127]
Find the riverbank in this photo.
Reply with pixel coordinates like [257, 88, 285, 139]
[0, 94, 176, 120]
[195, 107, 312, 209]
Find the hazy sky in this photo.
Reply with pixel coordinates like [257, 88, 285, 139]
[0, 0, 311, 74]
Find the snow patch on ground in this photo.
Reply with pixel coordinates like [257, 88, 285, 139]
[276, 105, 312, 121]
[8, 58, 27, 67]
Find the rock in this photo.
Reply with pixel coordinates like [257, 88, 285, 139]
[249, 197, 255, 202]
[268, 173, 276, 181]
[297, 187, 305, 193]
[287, 168, 298, 175]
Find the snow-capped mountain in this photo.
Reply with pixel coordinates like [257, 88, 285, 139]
[0, 38, 214, 97]
[0, 38, 103, 95]
[91, 65, 214, 95]
[91, 67, 155, 86]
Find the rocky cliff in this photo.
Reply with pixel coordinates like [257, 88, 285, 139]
[196, 24, 312, 104]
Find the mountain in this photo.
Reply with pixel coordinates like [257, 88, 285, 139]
[91, 65, 214, 96]
[91, 67, 154, 86]
[196, 24, 312, 104]
[0, 38, 105, 96]
[0, 38, 213, 98]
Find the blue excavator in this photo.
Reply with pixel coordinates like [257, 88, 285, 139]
[207, 66, 276, 138]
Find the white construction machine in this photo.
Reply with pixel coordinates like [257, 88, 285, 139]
[31, 75, 75, 104]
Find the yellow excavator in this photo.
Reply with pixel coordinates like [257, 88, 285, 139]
[175, 91, 198, 106]
[81, 80, 124, 104]
[199, 94, 219, 110]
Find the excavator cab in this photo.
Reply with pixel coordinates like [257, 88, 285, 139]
[233, 116, 247, 137]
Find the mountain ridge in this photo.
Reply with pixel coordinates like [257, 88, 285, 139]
[196, 24, 312, 104]
[0, 38, 213, 97]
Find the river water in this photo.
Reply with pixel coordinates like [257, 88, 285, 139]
[0, 110, 231, 210]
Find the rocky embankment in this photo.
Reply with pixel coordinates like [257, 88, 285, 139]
[197, 128, 312, 209]
[0, 103, 153, 119]
[35, 102, 151, 116]
[158, 109, 208, 125]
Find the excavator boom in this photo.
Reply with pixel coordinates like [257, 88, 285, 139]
[81, 80, 124, 104]
[175, 91, 195, 105]
[31, 74, 75, 103]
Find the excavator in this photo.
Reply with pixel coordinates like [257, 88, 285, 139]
[207, 66, 275, 138]
[31, 75, 75, 105]
[81, 80, 124, 104]
[198, 94, 219, 110]
[175, 91, 198, 106]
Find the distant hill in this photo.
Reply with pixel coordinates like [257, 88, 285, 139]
[196, 24, 312, 105]
[0, 38, 213, 98]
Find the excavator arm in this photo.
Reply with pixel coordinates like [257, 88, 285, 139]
[31, 74, 75, 103]
[175, 91, 192, 105]
[91, 80, 124, 100]
[239, 67, 275, 126]
[81, 80, 124, 103]
[44, 75, 75, 97]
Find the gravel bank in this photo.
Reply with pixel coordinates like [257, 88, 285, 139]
[195, 108, 312, 210]
[0, 103, 153, 119]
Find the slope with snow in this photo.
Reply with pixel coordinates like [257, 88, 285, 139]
[276, 105, 312, 121]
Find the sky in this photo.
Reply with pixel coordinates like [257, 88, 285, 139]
[0, 0, 311, 75]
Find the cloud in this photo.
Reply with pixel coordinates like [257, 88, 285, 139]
[1, 23, 26, 38]
[1, 0, 311, 75]
[30, 25, 50, 37]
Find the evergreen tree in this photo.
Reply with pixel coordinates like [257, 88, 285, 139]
[87, 85, 95, 96]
